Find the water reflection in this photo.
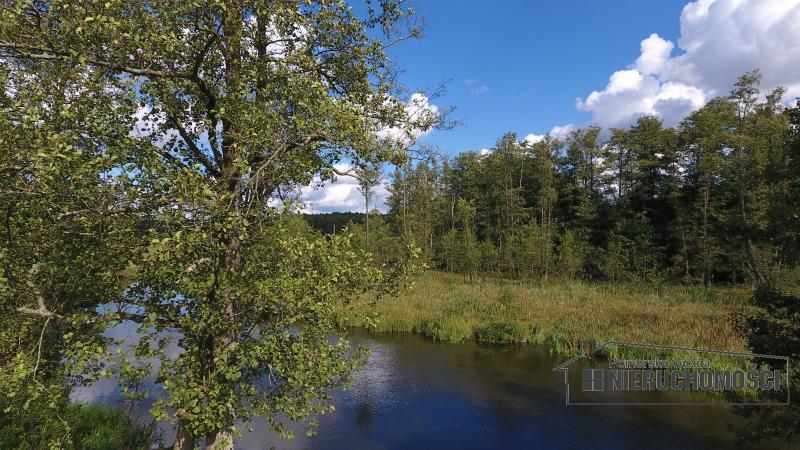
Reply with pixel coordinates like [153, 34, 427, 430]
[73, 327, 783, 449]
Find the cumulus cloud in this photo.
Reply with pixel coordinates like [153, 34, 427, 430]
[524, 133, 544, 145]
[548, 124, 577, 140]
[375, 92, 439, 145]
[635, 33, 675, 76]
[524, 123, 576, 145]
[577, 0, 800, 128]
[297, 164, 391, 213]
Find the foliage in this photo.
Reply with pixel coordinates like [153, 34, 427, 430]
[0, 376, 154, 450]
[303, 212, 364, 235]
[384, 74, 797, 286]
[733, 267, 800, 445]
[472, 322, 529, 344]
[0, 1, 437, 447]
[345, 271, 750, 354]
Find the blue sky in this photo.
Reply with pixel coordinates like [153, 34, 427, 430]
[387, 0, 689, 156]
[302, 0, 800, 212]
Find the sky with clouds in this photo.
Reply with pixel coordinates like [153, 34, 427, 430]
[304, 0, 800, 213]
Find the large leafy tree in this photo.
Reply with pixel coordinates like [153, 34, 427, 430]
[678, 97, 737, 283]
[0, 33, 144, 447]
[726, 70, 787, 283]
[1, 1, 435, 448]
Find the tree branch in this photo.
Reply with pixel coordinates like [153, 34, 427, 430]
[169, 114, 222, 177]
[0, 42, 187, 80]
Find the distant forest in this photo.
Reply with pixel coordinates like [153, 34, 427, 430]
[304, 212, 364, 235]
[307, 72, 800, 285]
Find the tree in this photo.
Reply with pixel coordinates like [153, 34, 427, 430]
[725, 70, 787, 283]
[0, 34, 144, 447]
[608, 117, 680, 276]
[561, 126, 603, 239]
[515, 220, 553, 280]
[1, 1, 436, 448]
[733, 267, 800, 445]
[678, 98, 737, 283]
[356, 164, 381, 250]
[557, 229, 583, 279]
[767, 100, 800, 265]
[532, 136, 558, 243]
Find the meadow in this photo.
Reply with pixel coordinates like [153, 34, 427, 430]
[342, 271, 754, 356]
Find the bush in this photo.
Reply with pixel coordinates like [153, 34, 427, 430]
[739, 267, 800, 363]
[0, 402, 155, 450]
[732, 267, 800, 446]
[65, 404, 156, 450]
[414, 317, 472, 343]
[472, 321, 528, 344]
[543, 324, 573, 355]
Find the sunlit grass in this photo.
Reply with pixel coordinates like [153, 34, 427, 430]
[343, 271, 753, 356]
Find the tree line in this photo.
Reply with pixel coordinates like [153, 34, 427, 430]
[369, 71, 800, 285]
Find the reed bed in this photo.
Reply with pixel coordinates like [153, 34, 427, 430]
[342, 271, 753, 356]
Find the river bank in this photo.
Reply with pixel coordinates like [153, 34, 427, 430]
[341, 271, 753, 356]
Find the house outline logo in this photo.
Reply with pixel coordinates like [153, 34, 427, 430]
[582, 368, 604, 392]
[553, 340, 791, 405]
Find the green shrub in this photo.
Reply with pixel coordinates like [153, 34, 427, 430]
[731, 267, 800, 445]
[414, 317, 472, 343]
[738, 267, 800, 364]
[65, 404, 155, 450]
[0, 402, 154, 450]
[544, 324, 573, 355]
[472, 321, 528, 344]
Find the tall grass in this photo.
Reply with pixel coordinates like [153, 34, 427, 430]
[343, 271, 752, 355]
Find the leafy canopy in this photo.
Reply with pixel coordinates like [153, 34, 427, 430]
[1, 0, 435, 446]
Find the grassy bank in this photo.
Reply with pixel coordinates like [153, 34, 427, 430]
[0, 403, 154, 450]
[343, 271, 753, 356]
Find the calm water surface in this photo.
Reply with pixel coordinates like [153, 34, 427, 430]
[75, 328, 770, 449]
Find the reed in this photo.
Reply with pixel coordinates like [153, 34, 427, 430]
[342, 271, 753, 355]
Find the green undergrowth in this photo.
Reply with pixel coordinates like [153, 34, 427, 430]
[342, 271, 753, 360]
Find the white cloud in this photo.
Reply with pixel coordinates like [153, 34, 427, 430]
[635, 33, 675, 76]
[524, 124, 576, 145]
[524, 133, 544, 145]
[465, 78, 489, 95]
[375, 92, 439, 145]
[549, 124, 577, 140]
[470, 85, 489, 96]
[297, 164, 391, 213]
[577, 0, 800, 128]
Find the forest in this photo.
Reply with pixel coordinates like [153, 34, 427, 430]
[337, 71, 800, 286]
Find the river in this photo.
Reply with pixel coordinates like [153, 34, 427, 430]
[73, 327, 773, 449]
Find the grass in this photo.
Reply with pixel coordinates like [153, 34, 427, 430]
[63, 404, 156, 450]
[0, 403, 155, 450]
[343, 271, 754, 356]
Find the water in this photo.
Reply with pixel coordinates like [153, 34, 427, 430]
[74, 328, 772, 449]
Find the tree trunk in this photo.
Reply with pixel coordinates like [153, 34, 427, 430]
[739, 190, 765, 283]
[702, 186, 709, 285]
[204, 8, 243, 446]
[206, 428, 235, 450]
[365, 189, 370, 249]
[681, 225, 690, 283]
[402, 179, 407, 235]
[173, 421, 194, 450]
